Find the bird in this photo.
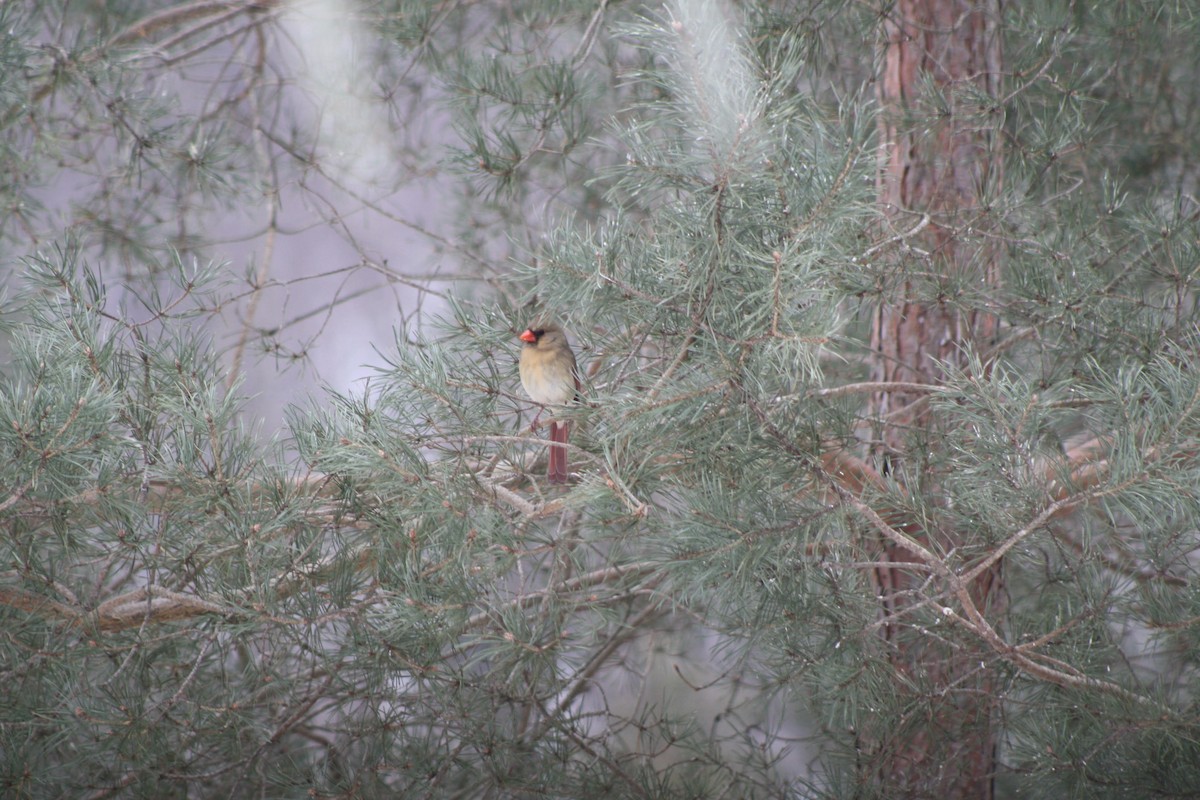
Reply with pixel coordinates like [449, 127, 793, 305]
[518, 322, 580, 484]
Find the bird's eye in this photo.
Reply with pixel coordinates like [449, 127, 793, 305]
[533, 329, 545, 337]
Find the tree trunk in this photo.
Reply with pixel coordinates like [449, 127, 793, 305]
[869, 1, 1004, 797]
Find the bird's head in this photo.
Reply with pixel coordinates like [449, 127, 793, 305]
[519, 323, 563, 347]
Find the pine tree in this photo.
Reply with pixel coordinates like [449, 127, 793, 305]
[867, 1, 1005, 795]
[2, 2, 1200, 798]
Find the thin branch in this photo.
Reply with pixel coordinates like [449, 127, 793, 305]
[106, 1, 275, 49]
[861, 213, 931, 258]
[810, 380, 941, 399]
[463, 561, 662, 631]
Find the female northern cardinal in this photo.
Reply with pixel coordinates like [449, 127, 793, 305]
[518, 323, 580, 484]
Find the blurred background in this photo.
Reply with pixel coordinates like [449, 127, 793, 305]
[5, 2, 1200, 798]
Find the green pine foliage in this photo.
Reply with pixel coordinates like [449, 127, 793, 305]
[2, 1, 1199, 798]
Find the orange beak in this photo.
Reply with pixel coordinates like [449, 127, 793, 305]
[519, 328, 537, 343]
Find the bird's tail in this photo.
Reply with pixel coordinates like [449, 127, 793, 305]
[548, 421, 569, 484]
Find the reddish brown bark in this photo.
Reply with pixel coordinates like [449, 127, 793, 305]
[873, 0, 1003, 432]
[868, 1, 1005, 797]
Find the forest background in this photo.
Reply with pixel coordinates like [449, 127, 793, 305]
[2, 1, 1200, 798]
